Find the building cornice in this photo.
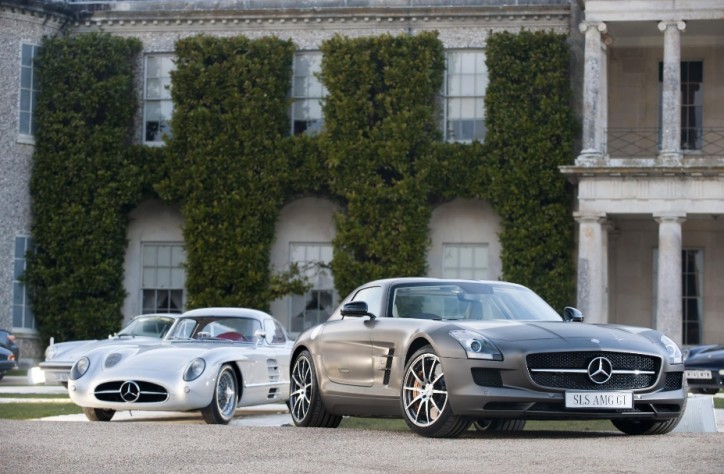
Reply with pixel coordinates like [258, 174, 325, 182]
[71, 4, 571, 33]
[560, 165, 724, 184]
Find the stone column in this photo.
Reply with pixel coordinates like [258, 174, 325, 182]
[654, 212, 686, 345]
[657, 20, 686, 165]
[575, 212, 608, 324]
[577, 21, 607, 165]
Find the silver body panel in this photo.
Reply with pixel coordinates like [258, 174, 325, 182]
[68, 308, 292, 412]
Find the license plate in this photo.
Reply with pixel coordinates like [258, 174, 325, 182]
[49, 372, 69, 382]
[565, 392, 632, 409]
[685, 370, 712, 380]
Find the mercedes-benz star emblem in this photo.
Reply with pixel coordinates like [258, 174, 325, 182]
[587, 357, 613, 384]
[119, 380, 141, 403]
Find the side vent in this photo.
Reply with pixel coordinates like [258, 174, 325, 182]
[382, 348, 395, 385]
[267, 387, 279, 400]
[267, 359, 280, 382]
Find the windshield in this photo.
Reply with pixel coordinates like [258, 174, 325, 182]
[389, 282, 562, 321]
[166, 316, 262, 342]
[117, 316, 175, 338]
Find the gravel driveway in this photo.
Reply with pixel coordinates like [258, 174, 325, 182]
[2, 420, 722, 473]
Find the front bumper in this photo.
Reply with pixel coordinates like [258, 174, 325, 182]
[686, 368, 723, 392]
[442, 356, 687, 421]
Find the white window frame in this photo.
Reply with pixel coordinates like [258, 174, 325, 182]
[443, 50, 487, 143]
[287, 242, 336, 334]
[18, 43, 39, 143]
[291, 51, 327, 136]
[13, 235, 36, 332]
[141, 243, 186, 314]
[143, 54, 175, 145]
[442, 243, 489, 280]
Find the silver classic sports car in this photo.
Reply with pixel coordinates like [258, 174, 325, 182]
[289, 278, 687, 437]
[68, 307, 292, 424]
[40, 313, 181, 386]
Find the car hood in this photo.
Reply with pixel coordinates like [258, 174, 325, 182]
[86, 341, 255, 373]
[455, 320, 659, 347]
[685, 348, 724, 366]
[44, 337, 159, 363]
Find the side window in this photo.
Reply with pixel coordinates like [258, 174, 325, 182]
[291, 52, 326, 135]
[265, 320, 287, 344]
[350, 286, 383, 318]
[144, 54, 175, 144]
[444, 50, 487, 143]
[19, 43, 39, 138]
[141, 243, 186, 314]
[13, 236, 36, 330]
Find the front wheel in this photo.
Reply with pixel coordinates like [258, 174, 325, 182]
[201, 365, 238, 425]
[289, 350, 341, 428]
[83, 407, 115, 422]
[611, 417, 681, 435]
[400, 346, 471, 438]
[473, 419, 526, 432]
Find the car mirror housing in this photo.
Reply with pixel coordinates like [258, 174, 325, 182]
[563, 307, 584, 322]
[340, 301, 375, 319]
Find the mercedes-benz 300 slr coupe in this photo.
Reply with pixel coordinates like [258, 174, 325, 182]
[68, 307, 292, 424]
[289, 278, 687, 438]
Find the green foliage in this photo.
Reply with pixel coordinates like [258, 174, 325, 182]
[159, 35, 296, 309]
[27, 30, 577, 335]
[26, 33, 145, 343]
[484, 31, 577, 309]
[320, 33, 445, 296]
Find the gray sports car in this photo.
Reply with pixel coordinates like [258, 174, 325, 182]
[289, 278, 687, 437]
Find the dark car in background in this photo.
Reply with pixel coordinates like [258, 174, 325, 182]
[0, 346, 17, 380]
[684, 344, 724, 394]
[0, 329, 19, 362]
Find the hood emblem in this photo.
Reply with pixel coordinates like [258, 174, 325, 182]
[587, 357, 613, 384]
[120, 380, 141, 403]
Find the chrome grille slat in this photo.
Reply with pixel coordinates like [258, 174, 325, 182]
[526, 351, 661, 390]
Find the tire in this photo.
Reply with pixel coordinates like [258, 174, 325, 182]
[473, 419, 526, 432]
[691, 388, 719, 395]
[611, 417, 682, 435]
[0, 372, 5, 381]
[400, 345, 471, 438]
[83, 407, 116, 422]
[201, 364, 238, 425]
[289, 350, 341, 428]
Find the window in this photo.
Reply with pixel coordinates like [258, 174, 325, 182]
[291, 52, 327, 135]
[444, 50, 487, 142]
[144, 54, 175, 144]
[13, 236, 36, 330]
[442, 243, 489, 279]
[19, 43, 39, 137]
[652, 248, 702, 345]
[658, 61, 703, 150]
[289, 243, 335, 333]
[141, 243, 185, 314]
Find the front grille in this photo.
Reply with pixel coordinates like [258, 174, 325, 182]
[94, 380, 168, 403]
[526, 351, 661, 390]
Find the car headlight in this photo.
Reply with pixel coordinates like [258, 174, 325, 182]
[183, 358, 206, 381]
[449, 330, 503, 361]
[660, 335, 683, 364]
[70, 357, 90, 380]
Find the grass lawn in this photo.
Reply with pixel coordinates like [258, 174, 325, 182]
[0, 403, 83, 420]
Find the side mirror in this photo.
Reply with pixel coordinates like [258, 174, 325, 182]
[563, 307, 584, 323]
[340, 301, 376, 319]
[254, 329, 267, 345]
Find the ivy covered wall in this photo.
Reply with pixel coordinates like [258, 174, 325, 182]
[27, 30, 576, 341]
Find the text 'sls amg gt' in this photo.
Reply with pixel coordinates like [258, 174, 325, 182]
[289, 278, 687, 437]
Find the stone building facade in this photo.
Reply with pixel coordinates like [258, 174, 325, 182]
[2, 0, 722, 366]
